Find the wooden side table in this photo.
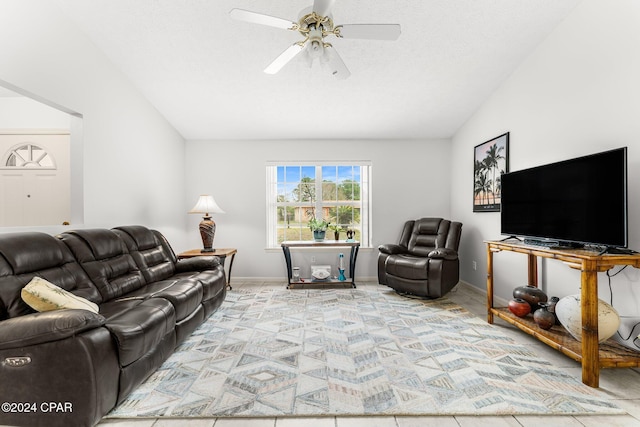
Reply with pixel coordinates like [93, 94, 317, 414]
[177, 248, 237, 290]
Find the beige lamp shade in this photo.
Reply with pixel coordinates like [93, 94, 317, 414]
[189, 195, 225, 215]
[189, 195, 224, 252]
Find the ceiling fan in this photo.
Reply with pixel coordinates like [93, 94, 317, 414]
[229, 0, 401, 79]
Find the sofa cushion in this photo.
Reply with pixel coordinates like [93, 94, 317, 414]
[21, 277, 99, 313]
[113, 227, 227, 307]
[118, 279, 204, 321]
[97, 298, 146, 320]
[173, 270, 225, 303]
[384, 254, 429, 280]
[0, 232, 102, 320]
[123, 226, 158, 250]
[113, 226, 176, 283]
[58, 230, 146, 301]
[0, 309, 105, 350]
[407, 218, 449, 257]
[67, 229, 125, 261]
[0, 231, 67, 274]
[103, 297, 176, 367]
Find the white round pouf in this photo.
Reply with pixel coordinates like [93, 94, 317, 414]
[555, 294, 621, 342]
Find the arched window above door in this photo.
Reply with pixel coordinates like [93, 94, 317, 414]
[2, 143, 56, 169]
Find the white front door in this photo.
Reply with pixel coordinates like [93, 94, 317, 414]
[0, 132, 71, 226]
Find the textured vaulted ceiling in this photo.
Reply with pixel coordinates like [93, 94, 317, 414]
[54, 0, 580, 140]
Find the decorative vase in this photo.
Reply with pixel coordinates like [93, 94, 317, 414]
[555, 294, 621, 342]
[313, 230, 326, 241]
[334, 231, 340, 240]
[546, 296, 561, 325]
[533, 303, 556, 330]
[513, 285, 548, 311]
[508, 298, 531, 317]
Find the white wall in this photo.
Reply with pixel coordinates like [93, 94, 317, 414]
[0, 0, 187, 245]
[451, 0, 640, 315]
[0, 96, 70, 129]
[184, 139, 452, 279]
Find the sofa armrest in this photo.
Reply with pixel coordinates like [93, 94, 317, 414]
[428, 248, 458, 260]
[175, 256, 222, 273]
[378, 244, 407, 255]
[0, 309, 105, 350]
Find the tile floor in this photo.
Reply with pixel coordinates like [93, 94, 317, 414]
[98, 280, 640, 427]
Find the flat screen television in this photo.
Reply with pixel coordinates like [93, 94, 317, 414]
[500, 147, 628, 250]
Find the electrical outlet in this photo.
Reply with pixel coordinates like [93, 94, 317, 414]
[311, 256, 316, 263]
[473, 261, 477, 270]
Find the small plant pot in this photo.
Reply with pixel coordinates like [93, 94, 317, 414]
[313, 230, 326, 241]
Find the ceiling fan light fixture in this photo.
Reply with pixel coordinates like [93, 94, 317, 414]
[306, 26, 325, 59]
[229, 1, 400, 78]
[308, 40, 324, 59]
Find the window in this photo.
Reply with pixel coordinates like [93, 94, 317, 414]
[266, 162, 371, 248]
[2, 143, 56, 169]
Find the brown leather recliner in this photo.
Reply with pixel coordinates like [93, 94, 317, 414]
[378, 218, 462, 298]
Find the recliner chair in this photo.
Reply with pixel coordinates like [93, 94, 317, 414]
[378, 218, 462, 298]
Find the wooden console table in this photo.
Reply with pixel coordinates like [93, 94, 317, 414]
[281, 240, 360, 289]
[486, 240, 640, 387]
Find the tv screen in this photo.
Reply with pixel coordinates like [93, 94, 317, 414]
[500, 147, 628, 249]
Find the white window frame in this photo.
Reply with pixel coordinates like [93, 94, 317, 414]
[266, 161, 372, 248]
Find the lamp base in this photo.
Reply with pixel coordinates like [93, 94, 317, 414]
[200, 248, 216, 253]
[199, 215, 216, 252]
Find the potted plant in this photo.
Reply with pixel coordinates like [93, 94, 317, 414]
[308, 217, 330, 241]
[328, 224, 344, 240]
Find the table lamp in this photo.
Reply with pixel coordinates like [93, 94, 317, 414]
[189, 194, 225, 252]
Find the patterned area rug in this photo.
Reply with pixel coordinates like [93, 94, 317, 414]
[108, 288, 621, 417]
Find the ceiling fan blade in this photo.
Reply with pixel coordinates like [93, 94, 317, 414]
[337, 24, 401, 40]
[264, 43, 305, 74]
[229, 8, 297, 31]
[322, 45, 350, 80]
[312, 0, 336, 17]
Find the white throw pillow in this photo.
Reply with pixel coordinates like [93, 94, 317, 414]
[21, 277, 99, 314]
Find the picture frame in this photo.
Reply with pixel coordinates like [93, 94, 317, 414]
[473, 132, 509, 212]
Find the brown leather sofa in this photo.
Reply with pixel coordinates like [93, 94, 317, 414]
[0, 225, 226, 427]
[378, 218, 462, 298]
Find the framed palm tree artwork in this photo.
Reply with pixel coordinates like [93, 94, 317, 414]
[473, 132, 509, 212]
